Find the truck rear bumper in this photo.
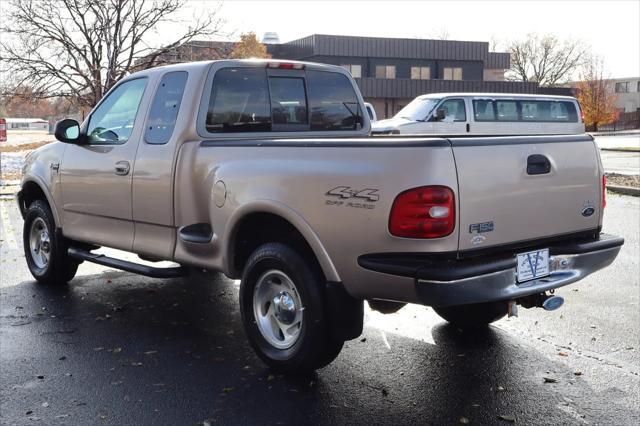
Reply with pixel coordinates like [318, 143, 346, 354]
[358, 233, 623, 307]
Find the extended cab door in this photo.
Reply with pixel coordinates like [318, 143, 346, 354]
[60, 78, 149, 251]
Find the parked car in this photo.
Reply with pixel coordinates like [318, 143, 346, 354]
[18, 60, 622, 373]
[371, 93, 585, 135]
[364, 102, 378, 122]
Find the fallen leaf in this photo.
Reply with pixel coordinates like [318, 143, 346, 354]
[59, 356, 67, 360]
[543, 376, 557, 383]
[111, 347, 122, 353]
[360, 338, 367, 342]
[25, 410, 33, 415]
[459, 417, 470, 424]
[558, 351, 568, 357]
[589, 324, 597, 329]
[498, 414, 516, 423]
[574, 371, 583, 376]
[222, 387, 235, 393]
[267, 374, 274, 381]
[381, 388, 389, 396]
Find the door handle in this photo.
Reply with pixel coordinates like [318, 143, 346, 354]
[527, 154, 551, 175]
[114, 160, 130, 176]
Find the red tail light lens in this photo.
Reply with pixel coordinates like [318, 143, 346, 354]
[389, 186, 455, 238]
[602, 175, 607, 209]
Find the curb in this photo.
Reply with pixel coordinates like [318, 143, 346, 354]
[607, 185, 640, 197]
[600, 148, 640, 153]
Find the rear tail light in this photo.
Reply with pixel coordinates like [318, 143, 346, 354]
[267, 62, 305, 70]
[602, 175, 607, 209]
[389, 186, 455, 238]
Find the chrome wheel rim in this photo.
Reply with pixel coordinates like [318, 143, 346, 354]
[253, 269, 304, 350]
[29, 217, 51, 270]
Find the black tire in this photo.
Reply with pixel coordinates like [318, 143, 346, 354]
[23, 200, 78, 285]
[239, 242, 344, 374]
[433, 301, 508, 329]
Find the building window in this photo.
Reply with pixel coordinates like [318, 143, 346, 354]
[443, 67, 463, 80]
[340, 64, 362, 78]
[411, 66, 431, 80]
[615, 82, 629, 93]
[375, 65, 396, 79]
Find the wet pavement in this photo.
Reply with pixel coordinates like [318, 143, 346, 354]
[1, 195, 639, 425]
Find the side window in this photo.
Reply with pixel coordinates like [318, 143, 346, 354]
[439, 99, 466, 122]
[87, 78, 147, 144]
[268, 76, 308, 130]
[206, 68, 271, 133]
[520, 101, 578, 122]
[473, 100, 496, 121]
[145, 71, 188, 144]
[496, 100, 518, 121]
[306, 70, 362, 131]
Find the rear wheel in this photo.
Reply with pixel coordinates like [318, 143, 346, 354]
[239, 242, 343, 374]
[433, 301, 508, 329]
[23, 200, 78, 285]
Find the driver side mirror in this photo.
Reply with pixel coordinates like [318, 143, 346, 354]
[54, 119, 83, 144]
[435, 108, 446, 121]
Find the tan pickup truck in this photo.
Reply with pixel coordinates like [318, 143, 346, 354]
[18, 59, 623, 373]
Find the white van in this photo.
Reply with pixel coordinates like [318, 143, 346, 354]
[371, 93, 584, 135]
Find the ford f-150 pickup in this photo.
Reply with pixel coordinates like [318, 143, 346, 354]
[18, 59, 624, 373]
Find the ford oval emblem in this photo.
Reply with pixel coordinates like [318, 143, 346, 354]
[581, 207, 595, 217]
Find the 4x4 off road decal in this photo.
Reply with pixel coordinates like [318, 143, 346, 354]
[325, 186, 379, 209]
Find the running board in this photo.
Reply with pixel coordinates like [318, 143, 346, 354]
[68, 247, 186, 278]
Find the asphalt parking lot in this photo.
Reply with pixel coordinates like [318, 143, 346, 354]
[1, 194, 639, 425]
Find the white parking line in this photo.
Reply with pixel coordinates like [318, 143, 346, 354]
[0, 201, 19, 251]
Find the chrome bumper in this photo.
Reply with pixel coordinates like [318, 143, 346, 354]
[416, 236, 623, 307]
[358, 232, 624, 307]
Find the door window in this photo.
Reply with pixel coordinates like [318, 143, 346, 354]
[439, 99, 466, 122]
[87, 78, 147, 144]
[145, 71, 188, 144]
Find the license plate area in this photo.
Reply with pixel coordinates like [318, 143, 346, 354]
[516, 249, 550, 283]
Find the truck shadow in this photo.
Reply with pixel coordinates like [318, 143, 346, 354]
[0, 269, 617, 425]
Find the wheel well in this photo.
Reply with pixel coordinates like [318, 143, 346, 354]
[231, 213, 320, 278]
[19, 181, 48, 214]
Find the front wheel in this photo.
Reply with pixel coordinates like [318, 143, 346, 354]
[23, 200, 78, 285]
[239, 243, 343, 374]
[433, 301, 508, 329]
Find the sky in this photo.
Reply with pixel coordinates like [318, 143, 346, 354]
[170, 0, 640, 79]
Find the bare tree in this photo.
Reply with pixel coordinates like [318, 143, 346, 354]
[507, 33, 589, 86]
[0, 0, 224, 107]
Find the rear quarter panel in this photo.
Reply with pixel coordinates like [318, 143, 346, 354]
[173, 139, 458, 302]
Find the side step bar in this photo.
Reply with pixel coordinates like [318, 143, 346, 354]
[68, 247, 186, 278]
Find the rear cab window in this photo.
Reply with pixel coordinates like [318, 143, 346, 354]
[200, 63, 365, 137]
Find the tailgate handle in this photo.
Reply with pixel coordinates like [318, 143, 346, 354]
[527, 154, 551, 175]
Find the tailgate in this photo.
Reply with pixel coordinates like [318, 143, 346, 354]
[452, 135, 601, 251]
